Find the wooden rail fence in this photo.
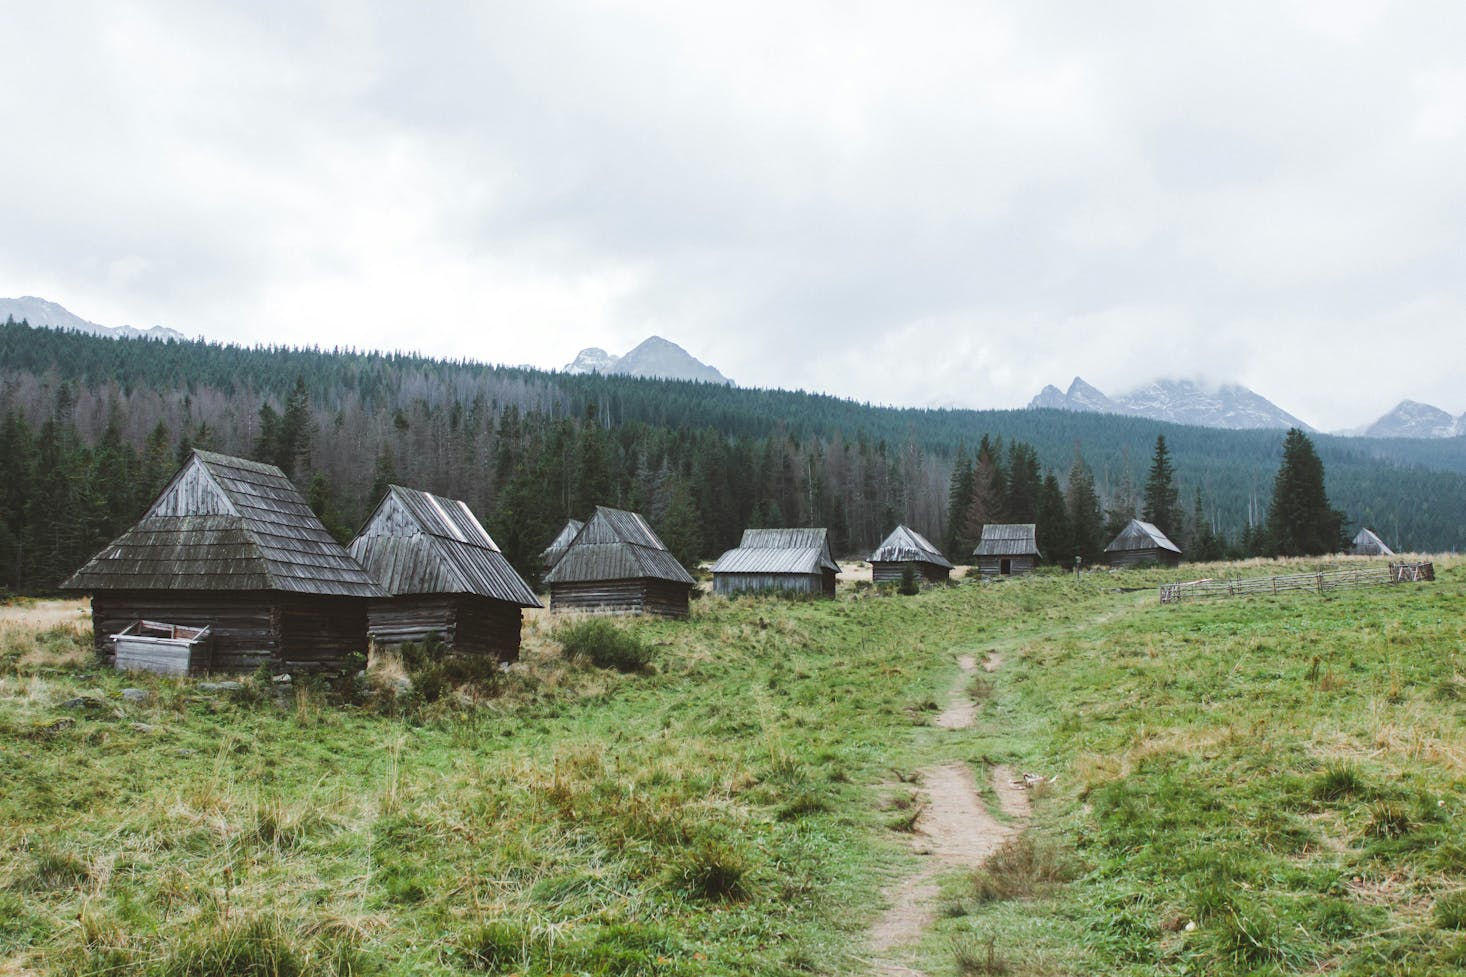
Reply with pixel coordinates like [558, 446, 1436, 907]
[1160, 562, 1434, 604]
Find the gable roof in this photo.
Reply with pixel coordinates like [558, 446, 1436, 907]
[64, 450, 384, 596]
[973, 523, 1041, 558]
[542, 506, 694, 585]
[1352, 527, 1394, 556]
[870, 525, 953, 569]
[1105, 519, 1182, 555]
[711, 527, 841, 575]
[349, 486, 540, 607]
[540, 519, 584, 569]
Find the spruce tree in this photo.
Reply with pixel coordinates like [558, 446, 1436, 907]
[1035, 472, 1071, 566]
[1266, 428, 1345, 556]
[1066, 451, 1105, 565]
[1142, 435, 1180, 540]
[945, 441, 974, 555]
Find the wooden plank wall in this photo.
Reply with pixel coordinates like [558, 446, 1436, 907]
[91, 591, 278, 672]
[871, 561, 949, 584]
[551, 579, 690, 618]
[1107, 549, 1182, 569]
[713, 572, 827, 596]
[977, 556, 1039, 577]
[277, 596, 370, 673]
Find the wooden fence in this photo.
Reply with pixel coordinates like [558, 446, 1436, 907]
[1160, 562, 1435, 604]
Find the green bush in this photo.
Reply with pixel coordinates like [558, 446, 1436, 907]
[555, 619, 653, 673]
[1436, 891, 1466, 930]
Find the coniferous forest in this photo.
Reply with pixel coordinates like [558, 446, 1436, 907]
[2, 319, 1464, 593]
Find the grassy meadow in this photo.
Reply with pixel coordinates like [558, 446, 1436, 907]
[1, 557, 1463, 976]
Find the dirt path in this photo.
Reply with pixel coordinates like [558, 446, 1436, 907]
[867, 651, 1031, 976]
[934, 654, 978, 730]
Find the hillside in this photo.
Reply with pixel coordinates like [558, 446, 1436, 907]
[2, 320, 1465, 595]
[3, 560, 1464, 974]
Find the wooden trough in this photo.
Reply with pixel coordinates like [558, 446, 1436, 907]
[112, 620, 213, 676]
[1160, 562, 1434, 605]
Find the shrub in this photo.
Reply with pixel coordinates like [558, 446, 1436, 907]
[159, 914, 304, 977]
[1436, 891, 1466, 930]
[459, 919, 531, 971]
[1313, 760, 1369, 802]
[555, 619, 653, 673]
[970, 832, 1081, 903]
[898, 563, 920, 596]
[677, 837, 751, 901]
[952, 935, 1008, 975]
[1366, 800, 1416, 840]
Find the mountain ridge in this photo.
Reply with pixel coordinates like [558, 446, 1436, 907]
[563, 335, 732, 385]
[0, 296, 184, 342]
[1029, 376, 1313, 432]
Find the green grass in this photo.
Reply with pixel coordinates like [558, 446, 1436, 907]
[3, 559, 1465, 975]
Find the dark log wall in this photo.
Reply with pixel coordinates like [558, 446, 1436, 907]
[551, 578, 690, 618]
[89, 591, 369, 674]
[977, 556, 1038, 577]
[90, 591, 279, 672]
[1107, 548, 1182, 568]
[451, 596, 523, 662]
[871, 561, 950, 584]
[274, 595, 368, 673]
[367, 595, 522, 662]
[366, 596, 455, 649]
[713, 572, 831, 597]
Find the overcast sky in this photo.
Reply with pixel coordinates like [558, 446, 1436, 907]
[4, 1, 1465, 430]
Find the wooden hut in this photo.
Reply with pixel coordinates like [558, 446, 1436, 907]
[711, 528, 841, 597]
[543, 506, 694, 617]
[973, 524, 1041, 577]
[1352, 527, 1394, 557]
[541, 519, 584, 571]
[869, 525, 953, 584]
[63, 450, 384, 673]
[349, 485, 541, 662]
[1104, 519, 1182, 568]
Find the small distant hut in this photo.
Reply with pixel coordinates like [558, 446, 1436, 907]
[541, 519, 584, 571]
[349, 485, 541, 662]
[1352, 527, 1395, 557]
[543, 506, 695, 617]
[869, 525, 953, 584]
[711, 528, 841, 597]
[1104, 519, 1182, 568]
[973, 524, 1041, 577]
[63, 450, 384, 673]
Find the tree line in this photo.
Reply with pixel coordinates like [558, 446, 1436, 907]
[0, 320, 1455, 591]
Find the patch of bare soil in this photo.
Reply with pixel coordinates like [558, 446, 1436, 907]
[868, 644, 1033, 974]
[869, 764, 1030, 972]
[934, 655, 979, 730]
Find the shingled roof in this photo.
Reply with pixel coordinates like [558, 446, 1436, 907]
[711, 527, 841, 575]
[1104, 519, 1181, 555]
[540, 519, 584, 569]
[1352, 527, 1394, 556]
[869, 525, 953, 569]
[349, 485, 540, 607]
[64, 450, 384, 596]
[973, 524, 1041, 558]
[543, 506, 694, 585]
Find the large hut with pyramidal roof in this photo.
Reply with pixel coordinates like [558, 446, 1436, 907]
[1104, 519, 1183, 568]
[711, 528, 842, 597]
[349, 485, 541, 662]
[63, 450, 385, 673]
[869, 525, 953, 584]
[543, 506, 695, 617]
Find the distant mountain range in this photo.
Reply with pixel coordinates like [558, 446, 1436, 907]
[0, 296, 184, 342]
[1356, 400, 1466, 439]
[563, 336, 732, 385]
[1029, 376, 1314, 432]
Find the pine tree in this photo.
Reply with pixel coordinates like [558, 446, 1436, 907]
[1065, 451, 1105, 566]
[1142, 435, 1180, 540]
[1266, 429, 1346, 557]
[1035, 472, 1071, 566]
[1004, 442, 1041, 522]
[944, 441, 974, 555]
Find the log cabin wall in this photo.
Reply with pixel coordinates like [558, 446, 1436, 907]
[871, 561, 950, 584]
[90, 590, 280, 672]
[551, 578, 690, 618]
